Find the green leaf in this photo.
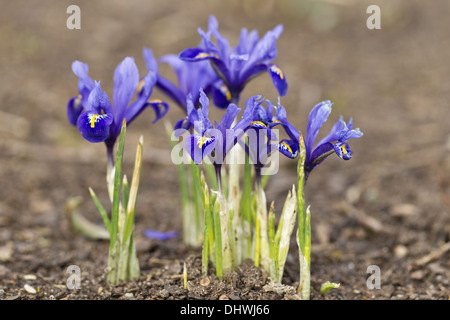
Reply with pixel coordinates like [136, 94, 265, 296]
[123, 135, 143, 248]
[320, 281, 340, 296]
[122, 175, 129, 216]
[110, 119, 126, 249]
[213, 198, 223, 278]
[89, 187, 111, 235]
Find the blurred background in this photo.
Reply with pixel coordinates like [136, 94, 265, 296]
[0, 0, 449, 299]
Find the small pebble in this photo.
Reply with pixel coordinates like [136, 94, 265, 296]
[0, 289, 5, 296]
[23, 274, 37, 280]
[394, 245, 408, 258]
[24, 284, 37, 294]
[390, 204, 418, 217]
[410, 270, 425, 280]
[219, 294, 229, 300]
[159, 289, 169, 298]
[200, 277, 210, 287]
[124, 293, 134, 298]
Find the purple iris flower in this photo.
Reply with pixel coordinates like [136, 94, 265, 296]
[142, 47, 218, 112]
[68, 57, 169, 162]
[244, 97, 282, 168]
[179, 15, 288, 108]
[303, 100, 363, 175]
[144, 229, 178, 241]
[180, 90, 255, 174]
[67, 61, 95, 126]
[276, 100, 363, 179]
[273, 99, 302, 160]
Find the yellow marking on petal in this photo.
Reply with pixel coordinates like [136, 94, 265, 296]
[273, 120, 282, 124]
[74, 96, 82, 108]
[280, 142, 293, 155]
[136, 79, 145, 94]
[198, 136, 209, 147]
[150, 99, 162, 104]
[250, 121, 267, 127]
[90, 114, 99, 128]
[220, 85, 231, 101]
[194, 53, 211, 59]
[270, 65, 284, 80]
[341, 144, 347, 155]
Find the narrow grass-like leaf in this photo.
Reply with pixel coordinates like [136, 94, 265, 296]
[164, 121, 196, 246]
[201, 173, 211, 276]
[203, 162, 217, 190]
[296, 133, 311, 299]
[183, 262, 188, 290]
[110, 119, 126, 249]
[320, 281, 340, 296]
[274, 185, 297, 283]
[254, 216, 261, 268]
[190, 161, 203, 246]
[213, 198, 223, 278]
[123, 135, 143, 247]
[89, 187, 111, 235]
[122, 175, 129, 217]
[268, 202, 275, 260]
[240, 153, 253, 259]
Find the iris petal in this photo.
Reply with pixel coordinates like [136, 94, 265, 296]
[179, 47, 232, 86]
[144, 229, 178, 241]
[277, 139, 298, 159]
[148, 99, 169, 123]
[78, 82, 113, 143]
[72, 61, 94, 102]
[179, 47, 216, 61]
[143, 47, 158, 74]
[123, 71, 157, 125]
[268, 64, 288, 96]
[275, 104, 300, 146]
[88, 81, 113, 114]
[238, 63, 267, 90]
[305, 100, 332, 154]
[333, 142, 352, 160]
[77, 111, 113, 143]
[155, 75, 186, 110]
[185, 134, 216, 165]
[67, 95, 83, 126]
[211, 81, 231, 109]
[113, 57, 140, 124]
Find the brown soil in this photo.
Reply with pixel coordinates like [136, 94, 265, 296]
[0, 0, 449, 301]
